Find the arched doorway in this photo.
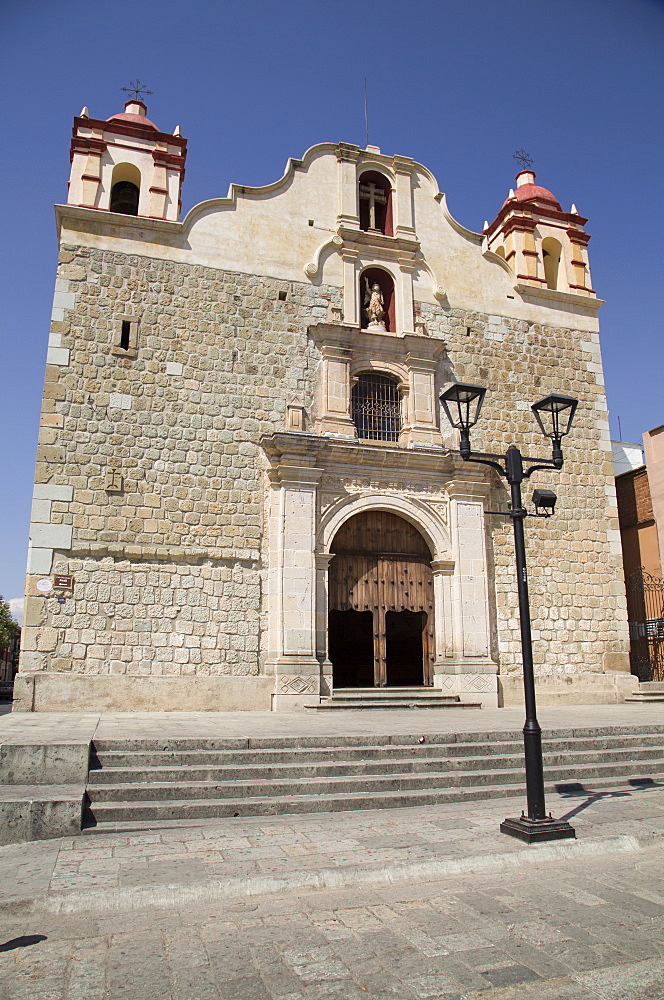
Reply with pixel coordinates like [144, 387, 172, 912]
[328, 510, 434, 688]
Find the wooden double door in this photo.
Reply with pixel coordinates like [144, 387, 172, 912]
[328, 511, 434, 688]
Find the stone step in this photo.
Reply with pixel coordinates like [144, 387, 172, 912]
[326, 687, 459, 698]
[85, 758, 664, 806]
[308, 698, 481, 710]
[90, 732, 664, 770]
[84, 771, 664, 827]
[87, 744, 664, 786]
[89, 724, 664, 754]
[83, 724, 664, 832]
[625, 694, 664, 702]
[306, 689, 478, 710]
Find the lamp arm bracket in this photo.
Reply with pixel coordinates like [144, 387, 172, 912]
[461, 453, 507, 479]
[523, 460, 560, 480]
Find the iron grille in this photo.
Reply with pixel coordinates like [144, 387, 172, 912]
[626, 568, 664, 682]
[351, 372, 401, 442]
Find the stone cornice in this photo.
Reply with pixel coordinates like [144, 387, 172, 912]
[308, 323, 447, 359]
[261, 430, 468, 482]
[55, 203, 184, 243]
[336, 224, 420, 257]
[515, 283, 604, 311]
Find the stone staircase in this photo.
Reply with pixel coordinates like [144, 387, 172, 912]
[307, 688, 482, 710]
[83, 725, 664, 832]
[626, 682, 664, 703]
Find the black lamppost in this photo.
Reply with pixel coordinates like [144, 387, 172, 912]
[440, 383, 578, 844]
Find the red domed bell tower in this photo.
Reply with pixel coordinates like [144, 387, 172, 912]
[67, 97, 187, 221]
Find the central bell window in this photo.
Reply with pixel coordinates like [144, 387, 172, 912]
[358, 171, 393, 236]
[351, 372, 402, 442]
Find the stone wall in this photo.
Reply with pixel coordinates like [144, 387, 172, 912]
[420, 301, 628, 683]
[20, 246, 341, 690]
[18, 240, 630, 708]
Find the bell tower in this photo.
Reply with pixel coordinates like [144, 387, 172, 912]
[484, 169, 594, 297]
[67, 97, 187, 221]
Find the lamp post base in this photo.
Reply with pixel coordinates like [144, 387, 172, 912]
[500, 815, 576, 844]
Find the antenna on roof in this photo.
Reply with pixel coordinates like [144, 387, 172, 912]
[364, 78, 369, 148]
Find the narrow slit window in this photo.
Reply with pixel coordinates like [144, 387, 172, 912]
[120, 320, 131, 351]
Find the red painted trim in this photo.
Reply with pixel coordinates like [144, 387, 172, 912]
[517, 274, 546, 284]
[74, 116, 187, 152]
[567, 229, 591, 245]
[499, 216, 537, 237]
[152, 150, 186, 167]
[522, 249, 539, 257]
[149, 187, 168, 194]
[70, 137, 107, 163]
[81, 174, 102, 183]
[569, 283, 595, 293]
[486, 203, 589, 238]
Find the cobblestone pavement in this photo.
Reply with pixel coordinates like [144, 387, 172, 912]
[2, 786, 664, 999]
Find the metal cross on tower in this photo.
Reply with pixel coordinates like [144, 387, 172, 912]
[512, 148, 534, 170]
[121, 80, 153, 101]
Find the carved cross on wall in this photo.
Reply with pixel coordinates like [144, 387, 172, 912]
[359, 181, 387, 232]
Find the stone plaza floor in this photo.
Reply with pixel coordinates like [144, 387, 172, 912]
[1, 704, 664, 998]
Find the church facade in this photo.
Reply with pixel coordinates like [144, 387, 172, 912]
[14, 98, 634, 712]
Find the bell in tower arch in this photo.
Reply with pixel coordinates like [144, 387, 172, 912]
[110, 180, 139, 216]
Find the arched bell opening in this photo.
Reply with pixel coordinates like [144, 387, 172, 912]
[358, 170, 393, 236]
[110, 163, 141, 216]
[542, 236, 562, 290]
[328, 510, 434, 688]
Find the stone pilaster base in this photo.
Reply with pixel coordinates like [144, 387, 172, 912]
[268, 658, 321, 712]
[433, 664, 499, 708]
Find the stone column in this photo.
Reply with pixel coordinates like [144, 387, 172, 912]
[267, 456, 323, 710]
[336, 144, 360, 228]
[439, 478, 498, 707]
[396, 257, 416, 336]
[392, 155, 416, 239]
[404, 351, 439, 446]
[316, 553, 335, 697]
[315, 343, 356, 437]
[69, 139, 105, 208]
[567, 229, 592, 294]
[342, 248, 360, 327]
[431, 558, 455, 680]
[148, 152, 170, 219]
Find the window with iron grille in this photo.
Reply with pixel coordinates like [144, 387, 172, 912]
[351, 372, 402, 441]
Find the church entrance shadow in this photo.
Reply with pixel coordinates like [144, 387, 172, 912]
[328, 511, 434, 688]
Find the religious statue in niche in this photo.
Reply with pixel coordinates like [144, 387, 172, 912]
[364, 278, 386, 331]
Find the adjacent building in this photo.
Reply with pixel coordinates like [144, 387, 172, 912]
[614, 429, 664, 682]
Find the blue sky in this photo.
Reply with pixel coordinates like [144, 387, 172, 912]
[1, 0, 663, 615]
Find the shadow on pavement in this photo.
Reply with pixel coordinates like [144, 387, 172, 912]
[0, 935, 47, 952]
[555, 778, 664, 821]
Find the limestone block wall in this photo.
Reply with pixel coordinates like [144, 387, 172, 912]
[420, 301, 630, 698]
[19, 244, 340, 706]
[18, 234, 631, 710]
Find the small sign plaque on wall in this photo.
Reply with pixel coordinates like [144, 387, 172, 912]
[54, 575, 74, 590]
